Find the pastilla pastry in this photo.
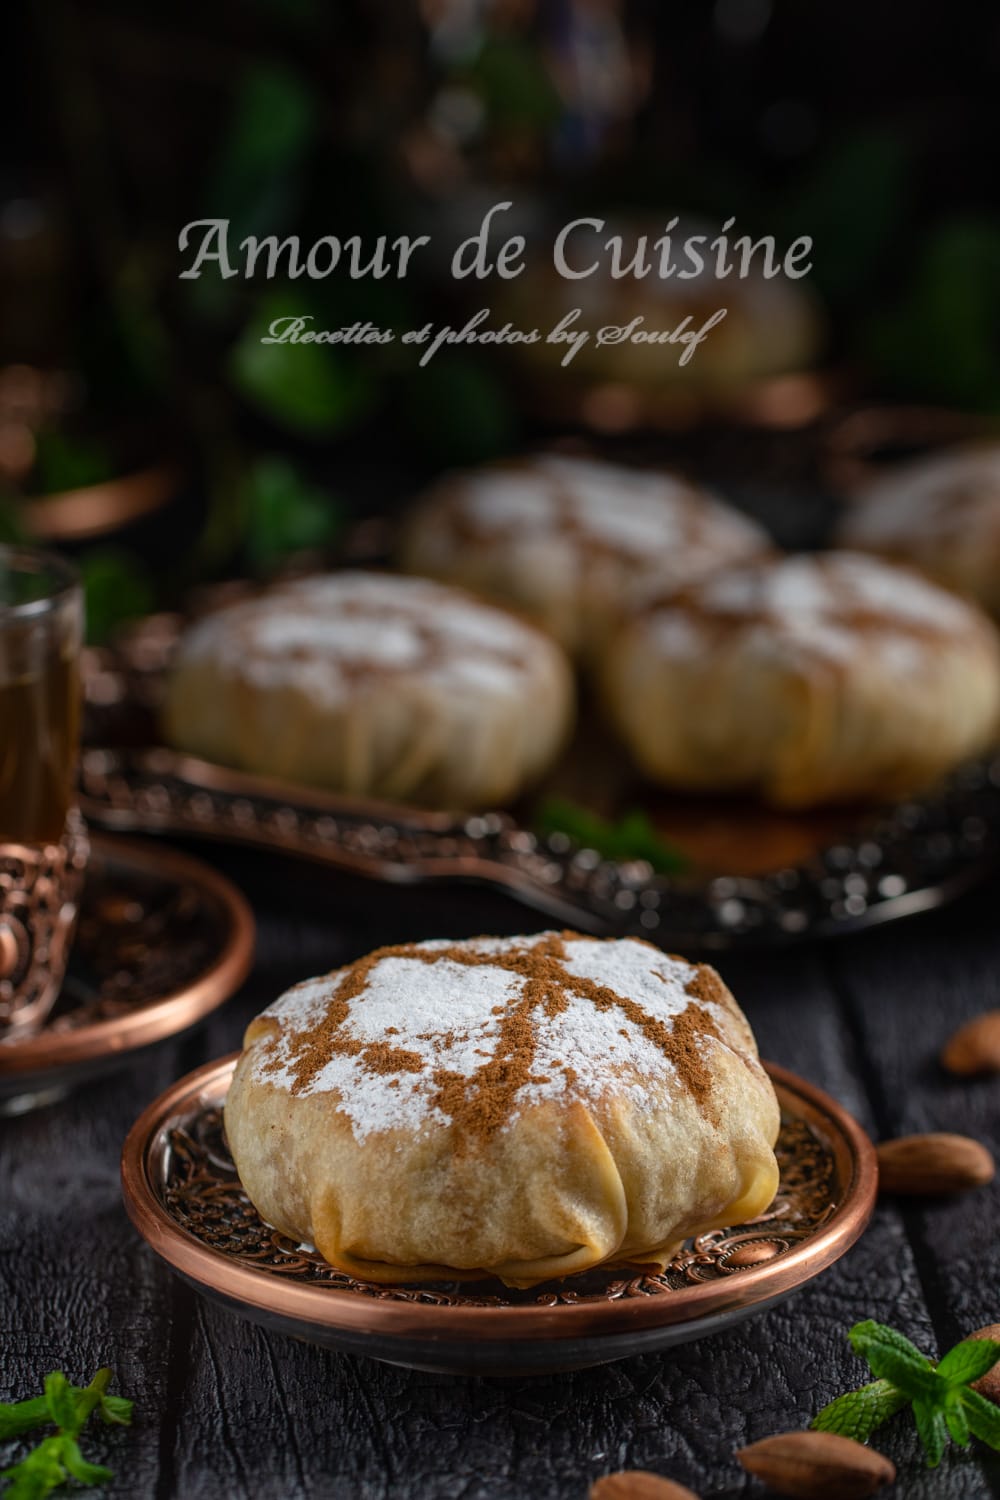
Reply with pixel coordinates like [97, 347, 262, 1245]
[163, 571, 573, 807]
[225, 931, 780, 1288]
[398, 453, 769, 658]
[837, 443, 1000, 616]
[602, 551, 1000, 809]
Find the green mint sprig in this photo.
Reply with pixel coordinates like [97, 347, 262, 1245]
[812, 1319, 1000, 1468]
[535, 798, 688, 875]
[0, 1369, 133, 1498]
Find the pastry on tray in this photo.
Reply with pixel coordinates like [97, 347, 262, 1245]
[837, 442, 1000, 616]
[600, 551, 1000, 809]
[225, 931, 780, 1287]
[162, 571, 574, 807]
[494, 215, 824, 397]
[397, 453, 769, 659]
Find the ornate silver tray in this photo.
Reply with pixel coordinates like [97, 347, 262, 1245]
[121, 1057, 877, 1375]
[81, 611, 1000, 951]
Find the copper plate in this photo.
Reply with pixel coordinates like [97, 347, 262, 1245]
[22, 466, 177, 543]
[0, 835, 254, 1112]
[121, 1058, 876, 1375]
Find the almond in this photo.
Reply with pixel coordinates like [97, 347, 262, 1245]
[941, 1011, 1000, 1075]
[737, 1431, 894, 1499]
[589, 1474, 699, 1500]
[876, 1132, 995, 1195]
[969, 1322, 1000, 1405]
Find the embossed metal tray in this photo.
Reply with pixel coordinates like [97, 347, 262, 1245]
[80, 743, 1000, 953]
[121, 1057, 876, 1376]
[0, 836, 254, 1114]
[80, 611, 1000, 951]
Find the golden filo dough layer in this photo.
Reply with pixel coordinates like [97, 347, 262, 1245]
[601, 551, 1000, 809]
[225, 932, 781, 1288]
[837, 442, 1000, 617]
[398, 454, 770, 659]
[162, 571, 574, 808]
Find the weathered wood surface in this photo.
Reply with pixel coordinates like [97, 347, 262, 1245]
[3, 849, 1000, 1499]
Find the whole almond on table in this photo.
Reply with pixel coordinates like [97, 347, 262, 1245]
[876, 1132, 995, 1195]
[941, 1010, 1000, 1075]
[589, 1473, 700, 1500]
[737, 1431, 895, 1499]
[970, 1322, 1000, 1404]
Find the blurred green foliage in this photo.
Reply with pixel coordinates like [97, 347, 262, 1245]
[79, 550, 154, 644]
[536, 798, 688, 875]
[777, 127, 914, 303]
[465, 38, 563, 131]
[865, 219, 1000, 410]
[400, 355, 518, 465]
[207, 65, 317, 246]
[229, 293, 376, 437]
[242, 455, 344, 569]
[32, 431, 116, 495]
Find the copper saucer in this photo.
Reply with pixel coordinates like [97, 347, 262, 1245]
[0, 835, 254, 1114]
[121, 1058, 876, 1376]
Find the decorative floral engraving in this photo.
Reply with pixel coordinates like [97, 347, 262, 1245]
[160, 1108, 837, 1308]
[0, 812, 89, 1035]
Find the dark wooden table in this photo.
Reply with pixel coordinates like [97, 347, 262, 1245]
[3, 843, 1000, 1500]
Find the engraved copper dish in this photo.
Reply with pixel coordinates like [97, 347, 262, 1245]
[121, 1058, 876, 1376]
[0, 835, 254, 1114]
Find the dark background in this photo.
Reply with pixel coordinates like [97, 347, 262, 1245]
[3, 0, 1000, 634]
[5, 7, 1000, 1498]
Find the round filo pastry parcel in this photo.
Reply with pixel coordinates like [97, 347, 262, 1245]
[836, 441, 1000, 617]
[601, 551, 1000, 809]
[224, 932, 781, 1288]
[162, 571, 574, 807]
[397, 453, 770, 659]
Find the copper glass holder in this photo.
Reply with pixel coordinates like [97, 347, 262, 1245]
[0, 810, 89, 1037]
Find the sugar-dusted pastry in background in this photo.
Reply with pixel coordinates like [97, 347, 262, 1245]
[601, 551, 1000, 809]
[225, 931, 781, 1287]
[837, 443, 1000, 616]
[162, 572, 574, 808]
[494, 215, 824, 398]
[397, 453, 770, 659]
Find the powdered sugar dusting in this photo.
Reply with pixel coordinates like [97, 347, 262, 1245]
[176, 571, 546, 705]
[644, 551, 984, 669]
[247, 933, 738, 1142]
[448, 454, 766, 560]
[846, 444, 1000, 545]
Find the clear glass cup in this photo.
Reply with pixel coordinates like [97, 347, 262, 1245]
[0, 546, 87, 1036]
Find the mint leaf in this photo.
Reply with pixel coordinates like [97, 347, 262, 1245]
[849, 1319, 934, 1368]
[937, 1338, 1000, 1387]
[812, 1379, 908, 1441]
[913, 1398, 949, 1467]
[1, 1368, 130, 1495]
[862, 1346, 944, 1402]
[98, 1393, 133, 1427]
[848, 1321, 943, 1401]
[1, 1435, 68, 1500]
[961, 1388, 1000, 1450]
[41, 1375, 76, 1435]
[0, 1398, 51, 1442]
[58, 1438, 113, 1486]
[535, 798, 688, 875]
[944, 1396, 971, 1447]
